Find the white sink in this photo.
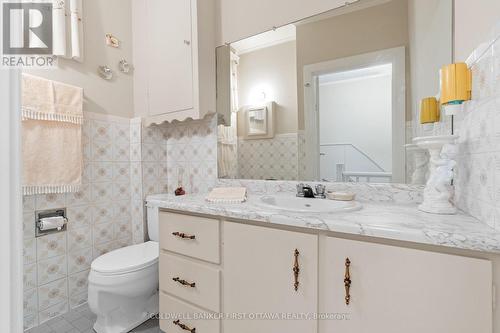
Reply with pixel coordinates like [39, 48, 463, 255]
[254, 195, 362, 214]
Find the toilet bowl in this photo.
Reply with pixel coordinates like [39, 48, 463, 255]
[88, 241, 159, 333]
[89, 204, 160, 333]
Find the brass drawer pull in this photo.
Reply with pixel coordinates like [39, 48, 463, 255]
[172, 232, 196, 240]
[293, 249, 300, 291]
[173, 319, 196, 333]
[344, 257, 351, 305]
[172, 277, 196, 288]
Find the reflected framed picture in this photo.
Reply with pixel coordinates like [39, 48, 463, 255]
[243, 101, 275, 139]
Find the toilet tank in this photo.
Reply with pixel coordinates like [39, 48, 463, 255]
[146, 204, 159, 242]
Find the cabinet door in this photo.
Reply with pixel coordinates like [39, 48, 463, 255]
[147, 0, 194, 115]
[223, 222, 318, 333]
[320, 237, 492, 333]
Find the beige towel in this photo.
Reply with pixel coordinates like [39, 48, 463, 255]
[22, 73, 83, 195]
[206, 187, 247, 203]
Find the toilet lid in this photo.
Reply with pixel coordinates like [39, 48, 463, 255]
[91, 241, 159, 275]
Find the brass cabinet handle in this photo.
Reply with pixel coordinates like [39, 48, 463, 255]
[173, 319, 196, 333]
[172, 277, 196, 288]
[293, 249, 300, 291]
[344, 257, 351, 305]
[172, 232, 196, 240]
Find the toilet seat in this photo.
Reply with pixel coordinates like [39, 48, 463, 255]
[91, 241, 159, 275]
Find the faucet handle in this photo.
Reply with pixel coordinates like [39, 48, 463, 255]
[315, 184, 326, 198]
[296, 183, 305, 196]
[315, 184, 326, 193]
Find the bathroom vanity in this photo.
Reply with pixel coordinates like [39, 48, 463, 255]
[148, 193, 497, 333]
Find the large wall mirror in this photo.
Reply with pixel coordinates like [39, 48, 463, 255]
[216, 0, 453, 184]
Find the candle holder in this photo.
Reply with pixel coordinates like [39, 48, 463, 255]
[405, 144, 428, 185]
[413, 135, 459, 214]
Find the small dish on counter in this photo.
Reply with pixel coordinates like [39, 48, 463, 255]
[326, 191, 356, 201]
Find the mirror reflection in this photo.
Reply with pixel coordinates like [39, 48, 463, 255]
[217, 0, 453, 183]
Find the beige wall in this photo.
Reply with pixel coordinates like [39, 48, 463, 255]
[237, 41, 298, 135]
[454, 0, 500, 61]
[217, 0, 348, 44]
[26, 0, 134, 118]
[296, 0, 409, 129]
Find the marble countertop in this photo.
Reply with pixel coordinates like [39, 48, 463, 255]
[146, 193, 500, 254]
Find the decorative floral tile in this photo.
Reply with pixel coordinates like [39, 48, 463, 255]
[115, 236, 133, 248]
[91, 120, 112, 142]
[141, 125, 160, 144]
[68, 226, 92, 252]
[112, 123, 131, 143]
[66, 205, 92, 230]
[93, 241, 119, 259]
[24, 263, 37, 290]
[91, 182, 113, 203]
[23, 195, 35, 212]
[91, 140, 113, 162]
[130, 143, 142, 162]
[67, 247, 92, 274]
[130, 122, 142, 144]
[24, 238, 37, 265]
[93, 223, 114, 245]
[38, 300, 68, 324]
[37, 255, 67, 285]
[66, 184, 92, 207]
[24, 313, 38, 331]
[35, 193, 66, 210]
[38, 278, 68, 311]
[24, 212, 35, 239]
[90, 162, 113, 183]
[114, 219, 132, 240]
[69, 291, 88, 310]
[36, 232, 67, 260]
[114, 201, 131, 221]
[68, 269, 90, 296]
[114, 141, 131, 162]
[142, 143, 160, 162]
[113, 162, 131, 183]
[91, 203, 115, 225]
[142, 162, 160, 182]
[24, 288, 38, 316]
[112, 183, 131, 201]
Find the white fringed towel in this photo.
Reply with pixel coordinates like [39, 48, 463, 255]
[206, 187, 247, 204]
[22, 73, 83, 195]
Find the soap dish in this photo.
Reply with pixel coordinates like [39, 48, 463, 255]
[326, 191, 356, 201]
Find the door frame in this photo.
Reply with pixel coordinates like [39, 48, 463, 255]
[303, 46, 406, 182]
[0, 68, 23, 332]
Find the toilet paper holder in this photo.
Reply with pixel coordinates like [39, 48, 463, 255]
[35, 208, 67, 237]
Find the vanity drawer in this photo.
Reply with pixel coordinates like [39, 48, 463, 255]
[160, 293, 220, 333]
[159, 211, 220, 264]
[160, 253, 220, 312]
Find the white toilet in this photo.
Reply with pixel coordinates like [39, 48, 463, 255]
[88, 206, 159, 333]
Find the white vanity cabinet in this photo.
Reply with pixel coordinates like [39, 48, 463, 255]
[156, 209, 493, 333]
[319, 237, 493, 333]
[223, 222, 318, 333]
[133, 0, 216, 125]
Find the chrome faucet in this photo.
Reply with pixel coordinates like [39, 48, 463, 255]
[296, 183, 326, 199]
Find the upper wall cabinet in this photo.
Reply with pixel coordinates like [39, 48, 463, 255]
[133, 0, 216, 125]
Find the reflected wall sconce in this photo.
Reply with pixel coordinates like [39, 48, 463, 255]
[420, 97, 440, 124]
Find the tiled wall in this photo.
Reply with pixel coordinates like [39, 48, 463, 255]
[23, 113, 139, 330]
[237, 133, 299, 180]
[453, 29, 500, 229]
[141, 115, 218, 197]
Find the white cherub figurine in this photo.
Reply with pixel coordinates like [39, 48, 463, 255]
[422, 143, 458, 212]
